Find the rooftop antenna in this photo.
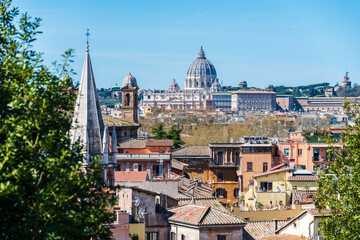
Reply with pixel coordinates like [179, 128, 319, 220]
[85, 28, 90, 51]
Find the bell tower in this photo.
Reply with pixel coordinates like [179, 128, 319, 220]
[121, 73, 138, 123]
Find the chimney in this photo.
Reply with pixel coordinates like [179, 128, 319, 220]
[274, 219, 278, 233]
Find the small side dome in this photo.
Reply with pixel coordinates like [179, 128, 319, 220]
[122, 73, 137, 88]
[210, 79, 221, 92]
[169, 78, 180, 92]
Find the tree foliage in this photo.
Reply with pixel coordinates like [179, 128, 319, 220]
[0, 1, 114, 239]
[151, 123, 185, 149]
[315, 100, 360, 239]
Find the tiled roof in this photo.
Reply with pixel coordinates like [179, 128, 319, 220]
[102, 114, 140, 127]
[119, 139, 147, 149]
[146, 139, 173, 147]
[307, 208, 331, 217]
[171, 159, 188, 171]
[119, 139, 173, 148]
[168, 204, 245, 226]
[269, 163, 287, 171]
[288, 176, 316, 182]
[260, 234, 311, 240]
[172, 146, 211, 157]
[115, 171, 148, 182]
[179, 178, 213, 198]
[177, 197, 228, 213]
[253, 168, 290, 178]
[243, 220, 288, 240]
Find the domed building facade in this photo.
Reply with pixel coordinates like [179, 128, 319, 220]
[141, 46, 222, 110]
[168, 78, 180, 92]
[184, 46, 218, 91]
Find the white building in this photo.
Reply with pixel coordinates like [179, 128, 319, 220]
[275, 209, 330, 240]
[231, 89, 277, 112]
[141, 46, 219, 110]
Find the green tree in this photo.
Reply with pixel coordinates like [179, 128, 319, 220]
[166, 125, 185, 149]
[0, 1, 115, 239]
[151, 123, 184, 149]
[315, 100, 360, 239]
[151, 122, 167, 139]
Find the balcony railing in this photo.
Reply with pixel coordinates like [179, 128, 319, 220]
[209, 161, 239, 167]
[117, 153, 170, 160]
[255, 187, 285, 193]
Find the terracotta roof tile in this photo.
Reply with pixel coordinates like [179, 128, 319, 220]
[253, 168, 290, 178]
[172, 146, 211, 157]
[146, 139, 173, 147]
[115, 171, 148, 182]
[177, 197, 228, 213]
[307, 208, 331, 217]
[288, 176, 316, 182]
[260, 234, 311, 240]
[119, 139, 147, 149]
[119, 139, 174, 148]
[269, 163, 286, 171]
[168, 204, 244, 226]
[243, 220, 288, 240]
[171, 159, 188, 171]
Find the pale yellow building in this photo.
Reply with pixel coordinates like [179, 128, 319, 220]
[244, 168, 318, 211]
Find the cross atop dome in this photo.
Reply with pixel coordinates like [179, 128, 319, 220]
[197, 45, 205, 59]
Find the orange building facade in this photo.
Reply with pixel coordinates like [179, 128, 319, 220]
[278, 132, 343, 172]
[237, 137, 280, 194]
[116, 139, 173, 180]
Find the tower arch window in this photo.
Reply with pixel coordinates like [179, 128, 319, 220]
[125, 93, 130, 106]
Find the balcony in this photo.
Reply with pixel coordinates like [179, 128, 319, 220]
[116, 153, 170, 161]
[209, 161, 239, 167]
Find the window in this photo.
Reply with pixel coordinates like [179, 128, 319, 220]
[153, 165, 162, 177]
[284, 148, 290, 157]
[260, 181, 273, 191]
[263, 162, 268, 172]
[247, 162, 253, 172]
[216, 188, 225, 197]
[181, 234, 186, 240]
[133, 163, 138, 171]
[313, 149, 319, 162]
[217, 152, 224, 165]
[298, 149, 303, 157]
[138, 164, 143, 171]
[116, 164, 122, 171]
[243, 147, 251, 153]
[235, 152, 240, 165]
[146, 232, 159, 240]
[217, 235, 226, 240]
[217, 172, 223, 182]
[234, 188, 239, 198]
[126, 162, 130, 172]
[170, 232, 176, 240]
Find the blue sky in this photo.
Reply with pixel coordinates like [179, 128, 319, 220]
[15, 0, 360, 90]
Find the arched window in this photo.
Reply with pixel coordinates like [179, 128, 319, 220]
[217, 152, 223, 165]
[125, 93, 130, 106]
